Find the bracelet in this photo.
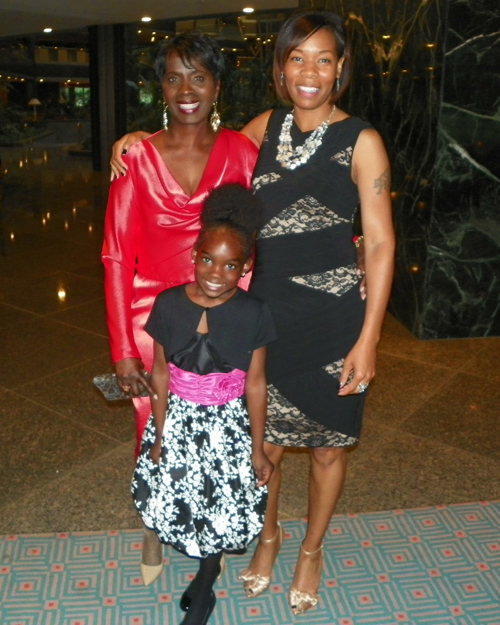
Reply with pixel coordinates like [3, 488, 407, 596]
[353, 235, 364, 248]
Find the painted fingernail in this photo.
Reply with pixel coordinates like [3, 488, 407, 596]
[153, 394, 158, 400]
[338, 382, 346, 389]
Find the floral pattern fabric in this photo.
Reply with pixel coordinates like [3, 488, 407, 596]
[132, 394, 267, 558]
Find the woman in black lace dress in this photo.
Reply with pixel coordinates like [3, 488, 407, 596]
[239, 10, 395, 615]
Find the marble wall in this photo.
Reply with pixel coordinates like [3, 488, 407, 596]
[423, 0, 500, 338]
[314, 0, 500, 338]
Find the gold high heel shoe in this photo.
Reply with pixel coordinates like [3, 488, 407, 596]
[239, 522, 284, 597]
[288, 542, 323, 615]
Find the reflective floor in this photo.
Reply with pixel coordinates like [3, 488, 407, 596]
[1, 144, 499, 535]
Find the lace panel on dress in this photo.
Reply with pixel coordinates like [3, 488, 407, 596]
[330, 146, 353, 166]
[289, 263, 358, 296]
[322, 358, 344, 378]
[258, 195, 349, 240]
[265, 384, 358, 448]
[253, 172, 282, 190]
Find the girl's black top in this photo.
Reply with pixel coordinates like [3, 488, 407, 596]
[145, 285, 277, 372]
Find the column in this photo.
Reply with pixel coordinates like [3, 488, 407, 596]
[88, 25, 127, 172]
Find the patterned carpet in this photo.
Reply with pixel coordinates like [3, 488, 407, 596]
[1, 501, 499, 625]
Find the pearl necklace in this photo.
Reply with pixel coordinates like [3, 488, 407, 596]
[276, 105, 336, 170]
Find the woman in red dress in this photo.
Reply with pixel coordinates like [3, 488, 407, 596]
[102, 31, 257, 585]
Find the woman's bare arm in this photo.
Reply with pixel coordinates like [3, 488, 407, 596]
[240, 110, 273, 149]
[338, 129, 395, 395]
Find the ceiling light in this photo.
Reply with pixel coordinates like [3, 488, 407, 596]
[43, 27, 53, 33]
[243, 7, 254, 13]
[141, 16, 152, 22]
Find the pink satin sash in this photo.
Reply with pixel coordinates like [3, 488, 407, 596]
[168, 363, 246, 406]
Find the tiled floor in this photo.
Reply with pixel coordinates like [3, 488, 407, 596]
[1, 143, 499, 536]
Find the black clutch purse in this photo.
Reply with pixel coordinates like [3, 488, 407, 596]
[93, 372, 151, 401]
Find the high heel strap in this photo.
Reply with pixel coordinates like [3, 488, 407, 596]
[217, 553, 226, 579]
[300, 540, 323, 557]
[259, 521, 282, 545]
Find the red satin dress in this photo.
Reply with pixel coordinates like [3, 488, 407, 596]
[102, 129, 258, 455]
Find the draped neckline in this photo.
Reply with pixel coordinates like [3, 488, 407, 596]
[143, 130, 226, 205]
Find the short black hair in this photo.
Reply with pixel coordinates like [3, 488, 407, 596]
[273, 9, 352, 105]
[154, 30, 225, 83]
[197, 184, 263, 258]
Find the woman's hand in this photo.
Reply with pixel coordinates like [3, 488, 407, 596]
[115, 357, 156, 397]
[252, 450, 274, 488]
[338, 340, 376, 396]
[110, 131, 150, 181]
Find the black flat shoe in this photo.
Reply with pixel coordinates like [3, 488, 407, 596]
[179, 591, 216, 625]
[180, 555, 225, 612]
[179, 577, 196, 612]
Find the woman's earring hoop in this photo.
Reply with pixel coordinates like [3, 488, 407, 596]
[163, 103, 169, 130]
[210, 102, 221, 132]
[336, 77, 340, 92]
[280, 71, 285, 86]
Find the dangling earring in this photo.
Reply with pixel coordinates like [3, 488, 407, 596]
[336, 77, 340, 92]
[280, 72, 285, 86]
[163, 103, 169, 131]
[210, 102, 221, 132]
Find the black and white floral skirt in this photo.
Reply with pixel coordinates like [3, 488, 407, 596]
[131, 393, 267, 558]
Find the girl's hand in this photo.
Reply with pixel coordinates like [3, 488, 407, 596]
[149, 438, 161, 465]
[252, 450, 274, 488]
[338, 340, 376, 396]
[115, 357, 156, 398]
[110, 131, 150, 181]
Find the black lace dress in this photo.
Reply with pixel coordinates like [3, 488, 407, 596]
[250, 109, 372, 448]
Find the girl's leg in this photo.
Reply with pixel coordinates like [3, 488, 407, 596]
[289, 447, 348, 614]
[179, 552, 222, 625]
[239, 442, 285, 595]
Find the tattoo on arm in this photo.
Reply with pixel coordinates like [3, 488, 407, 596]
[374, 168, 391, 195]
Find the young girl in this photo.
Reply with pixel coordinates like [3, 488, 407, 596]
[131, 184, 276, 625]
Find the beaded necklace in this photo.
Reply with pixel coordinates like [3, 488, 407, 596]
[276, 105, 336, 170]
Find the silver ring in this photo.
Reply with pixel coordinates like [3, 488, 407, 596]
[357, 382, 369, 393]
